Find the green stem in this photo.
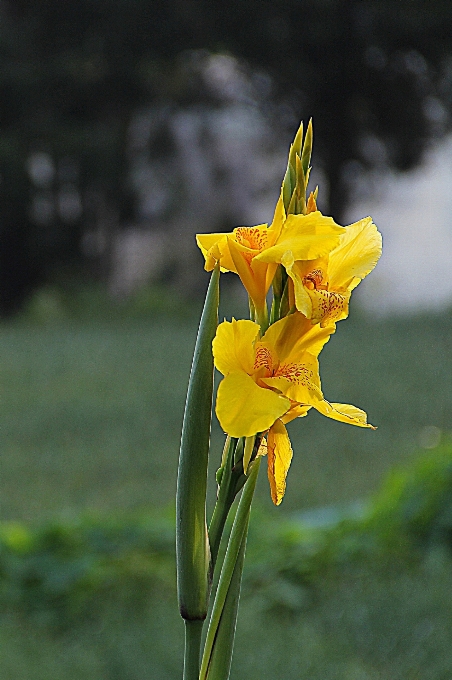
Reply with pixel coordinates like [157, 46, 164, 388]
[248, 297, 256, 322]
[200, 458, 261, 680]
[279, 276, 290, 319]
[209, 491, 235, 577]
[255, 303, 269, 334]
[204, 526, 248, 680]
[269, 294, 280, 325]
[209, 438, 246, 576]
[183, 620, 204, 680]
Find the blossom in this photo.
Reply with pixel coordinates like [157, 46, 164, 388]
[212, 313, 374, 504]
[196, 193, 344, 325]
[256, 216, 382, 326]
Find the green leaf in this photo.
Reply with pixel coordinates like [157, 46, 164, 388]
[176, 266, 220, 621]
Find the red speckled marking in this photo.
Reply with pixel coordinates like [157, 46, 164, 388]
[275, 362, 314, 386]
[235, 227, 268, 251]
[254, 345, 274, 374]
[315, 290, 345, 321]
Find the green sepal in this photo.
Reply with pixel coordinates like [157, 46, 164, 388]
[291, 121, 304, 162]
[295, 155, 306, 215]
[282, 165, 292, 213]
[176, 265, 220, 621]
[301, 118, 313, 179]
[287, 188, 297, 216]
[288, 162, 296, 200]
[288, 121, 303, 175]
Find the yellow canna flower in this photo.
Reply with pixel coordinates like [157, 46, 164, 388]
[197, 193, 345, 326]
[257, 216, 382, 327]
[212, 313, 375, 505]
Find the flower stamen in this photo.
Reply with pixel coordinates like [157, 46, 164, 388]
[303, 268, 325, 290]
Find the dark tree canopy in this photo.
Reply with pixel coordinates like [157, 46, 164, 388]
[1, 0, 451, 311]
[162, 0, 452, 212]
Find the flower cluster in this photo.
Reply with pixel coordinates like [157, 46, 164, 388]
[196, 121, 382, 504]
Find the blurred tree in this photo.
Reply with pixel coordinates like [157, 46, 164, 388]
[169, 0, 452, 214]
[1, 0, 451, 312]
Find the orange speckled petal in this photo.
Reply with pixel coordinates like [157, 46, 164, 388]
[306, 288, 350, 326]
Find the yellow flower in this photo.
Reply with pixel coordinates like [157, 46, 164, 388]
[256, 216, 382, 326]
[197, 193, 344, 325]
[213, 313, 374, 504]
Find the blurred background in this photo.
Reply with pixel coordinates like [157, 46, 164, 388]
[1, 1, 452, 678]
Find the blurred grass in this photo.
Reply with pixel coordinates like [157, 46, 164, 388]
[1, 283, 451, 520]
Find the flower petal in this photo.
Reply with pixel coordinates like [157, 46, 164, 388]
[232, 224, 271, 251]
[216, 371, 291, 438]
[306, 288, 350, 326]
[267, 419, 293, 505]
[267, 191, 286, 241]
[196, 233, 237, 273]
[314, 400, 376, 429]
[261, 312, 311, 362]
[263, 353, 323, 404]
[281, 253, 313, 318]
[213, 319, 259, 376]
[327, 218, 382, 291]
[228, 238, 269, 309]
[281, 404, 311, 424]
[255, 212, 344, 264]
[261, 312, 335, 362]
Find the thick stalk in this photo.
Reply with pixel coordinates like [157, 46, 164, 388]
[183, 620, 204, 680]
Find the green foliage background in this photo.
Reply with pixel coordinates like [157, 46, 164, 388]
[0, 287, 452, 678]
